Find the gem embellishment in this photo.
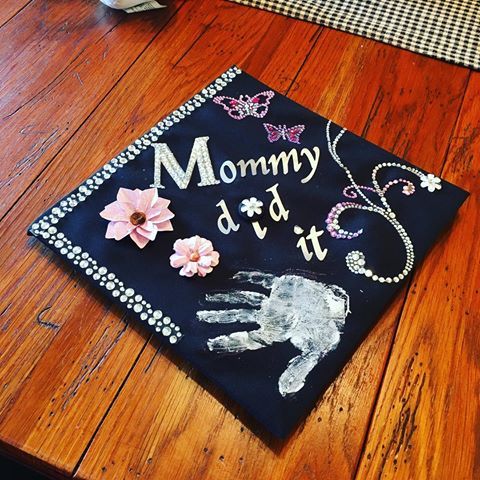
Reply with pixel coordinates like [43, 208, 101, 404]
[327, 180, 416, 240]
[170, 236, 220, 278]
[213, 90, 275, 120]
[150, 136, 220, 190]
[420, 173, 442, 192]
[29, 221, 182, 344]
[239, 197, 264, 220]
[325, 121, 442, 284]
[263, 123, 305, 144]
[100, 187, 174, 249]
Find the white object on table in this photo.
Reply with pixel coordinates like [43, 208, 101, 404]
[100, 0, 165, 12]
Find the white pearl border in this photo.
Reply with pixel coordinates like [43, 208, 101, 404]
[29, 66, 244, 344]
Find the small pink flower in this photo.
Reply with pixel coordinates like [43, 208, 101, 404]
[100, 187, 174, 249]
[170, 235, 220, 277]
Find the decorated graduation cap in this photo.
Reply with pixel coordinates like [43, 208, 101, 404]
[28, 66, 468, 438]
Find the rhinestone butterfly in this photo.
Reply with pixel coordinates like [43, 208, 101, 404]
[263, 123, 305, 144]
[213, 90, 275, 120]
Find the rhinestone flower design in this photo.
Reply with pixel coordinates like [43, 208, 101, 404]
[420, 173, 442, 192]
[325, 121, 443, 285]
[239, 197, 263, 218]
[100, 187, 174, 249]
[170, 235, 220, 278]
[402, 183, 415, 195]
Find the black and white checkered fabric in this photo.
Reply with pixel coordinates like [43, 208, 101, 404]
[228, 0, 480, 69]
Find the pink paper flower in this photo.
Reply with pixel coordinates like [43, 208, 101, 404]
[100, 187, 174, 249]
[170, 235, 220, 277]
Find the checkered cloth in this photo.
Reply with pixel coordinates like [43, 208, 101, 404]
[228, 0, 480, 69]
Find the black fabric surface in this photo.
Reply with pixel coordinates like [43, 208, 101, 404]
[28, 66, 468, 438]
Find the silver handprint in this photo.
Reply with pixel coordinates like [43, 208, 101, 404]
[197, 271, 350, 396]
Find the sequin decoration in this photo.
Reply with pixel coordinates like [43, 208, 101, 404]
[263, 123, 305, 144]
[150, 136, 220, 190]
[213, 90, 275, 120]
[29, 221, 182, 344]
[325, 120, 442, 284]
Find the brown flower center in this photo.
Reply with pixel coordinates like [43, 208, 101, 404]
[130, 211, 147, 226]
[190, 251, 200, 262]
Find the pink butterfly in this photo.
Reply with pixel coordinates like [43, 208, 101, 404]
[263, 123, 305, 144]
[213, 90, 275, 120]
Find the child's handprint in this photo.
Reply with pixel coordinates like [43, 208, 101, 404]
[197, 271, 350, 396]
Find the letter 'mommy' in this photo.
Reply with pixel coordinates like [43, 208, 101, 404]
[300, 146, 321, 184]
[266, 183, 289, 222]
[151, 137, 220, 189]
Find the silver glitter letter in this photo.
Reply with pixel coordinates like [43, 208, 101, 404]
[151, 136, 220, 189]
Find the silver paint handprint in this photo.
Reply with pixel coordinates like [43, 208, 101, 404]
[197, 271, 350, 396]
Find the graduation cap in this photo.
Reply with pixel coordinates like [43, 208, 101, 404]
[28, 66, 468, 438]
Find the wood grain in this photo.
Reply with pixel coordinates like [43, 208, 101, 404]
[0, 0, 31, 27]
[356, 74, 479, 480]
[0, 0, 183, 218]
[0, 1, 477, 479]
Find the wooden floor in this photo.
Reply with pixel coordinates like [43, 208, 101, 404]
[0, 1, 478, 479]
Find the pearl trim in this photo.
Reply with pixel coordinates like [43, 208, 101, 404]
[29, 66, 243, 343]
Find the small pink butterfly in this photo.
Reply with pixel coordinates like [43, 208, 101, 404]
[263, 123, 305, 144]
[213, 90, 275, 120]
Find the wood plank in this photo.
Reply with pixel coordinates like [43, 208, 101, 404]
[0, 2, 319, 477]
[0, 0, 183, 218]
[75, 27, 469, 480]
[0, 0, 123, 114]
[356, 73, 479, 479]
[0, 0, 31, 27]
